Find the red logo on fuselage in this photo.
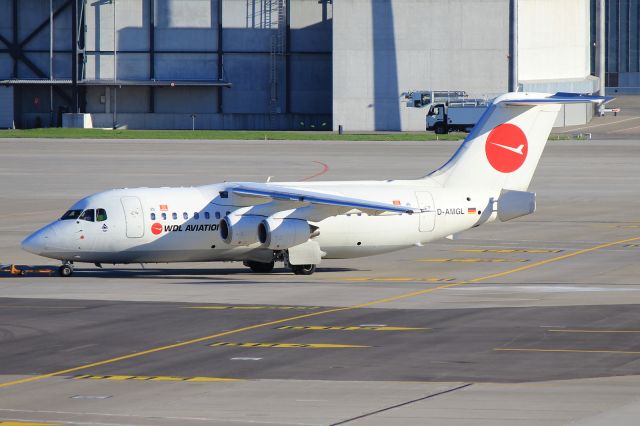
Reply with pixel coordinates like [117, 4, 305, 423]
[151, 222, 163, 235]
[485, 123, 528, 173]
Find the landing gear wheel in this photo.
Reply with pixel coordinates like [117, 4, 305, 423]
[58, 264, 73, 277]
[245, 261, 275, 273]
[434, 123, 447, 135]
[291, 264, 316, 275]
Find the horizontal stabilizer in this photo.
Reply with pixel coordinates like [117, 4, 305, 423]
[502, 92, 614, 106]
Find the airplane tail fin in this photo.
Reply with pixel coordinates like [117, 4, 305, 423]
[427, 92, 611, 193]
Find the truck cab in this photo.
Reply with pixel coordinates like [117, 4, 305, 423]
[426, 100, 490, 134]
[426, 103, 448, 134]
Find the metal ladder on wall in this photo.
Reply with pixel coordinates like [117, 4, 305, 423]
[268, 0, 286, 126]
[245, 0, 271, 29]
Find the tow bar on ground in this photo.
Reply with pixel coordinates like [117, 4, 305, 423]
[0, 264, 56, 276]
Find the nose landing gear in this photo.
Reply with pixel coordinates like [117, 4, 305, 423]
[58, 262, 74, 277]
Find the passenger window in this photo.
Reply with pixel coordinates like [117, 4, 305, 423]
[183, 212, 188, 219]
[151, 213, 156, 220]
[204, 212, 210, 220]
[194, 212, 200, 220]
[79, 209, 95, 222]
[96, 208, 108, 222]
[215, 212, 221, 219]
[172, 212, 177, 220]
[161, 212, 167, 220]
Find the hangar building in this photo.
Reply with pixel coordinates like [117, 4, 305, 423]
[0, 0, 634, 131]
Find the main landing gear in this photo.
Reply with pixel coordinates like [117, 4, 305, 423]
[58, 262, 74, 277]
[244, 260, 275, 273]
[244, 253, 317, 275]
[291, 264, 316, 275]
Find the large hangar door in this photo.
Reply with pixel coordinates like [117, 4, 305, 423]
[121, 196, 145, 238]
[0, 86, 14, 129]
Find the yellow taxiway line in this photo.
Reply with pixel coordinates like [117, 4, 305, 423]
[419, 258, 530, 263]
[209, 342, 369, 349]
[0, 423, 61, 426]
[451, 249, 563, 253]
[276, 325, 428, 331]
[335, 277, 455, 282]
[73, 374, 239, 382]
[0, 234, 638, 390]
[495, 348, 640, 355]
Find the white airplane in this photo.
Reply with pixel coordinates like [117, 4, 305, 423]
[22, 92, 609, 277]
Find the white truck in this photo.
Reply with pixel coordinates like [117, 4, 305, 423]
[426, 100, 489, 134]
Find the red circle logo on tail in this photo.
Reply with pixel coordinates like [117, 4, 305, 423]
[151, 222, 163, 235]
[485, 123, 528, 173]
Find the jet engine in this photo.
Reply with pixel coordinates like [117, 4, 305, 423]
[258, 217, 312, 250]
[219, 215, 263, 246]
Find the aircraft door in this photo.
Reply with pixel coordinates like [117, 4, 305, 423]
[415, 191, 435, 232]
[120, 196, 145, 238]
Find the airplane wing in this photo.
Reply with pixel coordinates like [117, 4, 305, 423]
[229, 183, 418, 218]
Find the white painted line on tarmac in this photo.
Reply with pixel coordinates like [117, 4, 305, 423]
[610, 123, 640, 133]
[559, 116, 640, 133]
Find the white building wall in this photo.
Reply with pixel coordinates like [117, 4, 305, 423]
[518, 0, 590, 82]
[334, 0, 594, 132]
[333, 0, 510, 132]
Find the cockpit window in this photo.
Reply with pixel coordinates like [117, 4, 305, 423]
[79, 209, 95, 222]
[60, 209, 82, 220]
[96, 208, 108, 222]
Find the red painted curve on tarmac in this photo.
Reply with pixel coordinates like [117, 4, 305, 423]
[299, 161, 330, 181]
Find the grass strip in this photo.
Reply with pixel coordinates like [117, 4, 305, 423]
[0, 128, 465, 141]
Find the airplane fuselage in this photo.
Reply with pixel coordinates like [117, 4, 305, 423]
[23, 180, 493, 265]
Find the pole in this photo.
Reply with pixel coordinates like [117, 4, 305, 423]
[50, 0, 54, 126]
[72, 0, 78, 113]
[49, 0, 53, 81]
[113, 0, 117, 129]
[508, 0, 518, 92]
[149, 0, 155, 113]
[596, 0, 606, 95]
[217, 0, 223, 113]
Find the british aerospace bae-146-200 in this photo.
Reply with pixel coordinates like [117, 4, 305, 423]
[22, 92, 609, 277]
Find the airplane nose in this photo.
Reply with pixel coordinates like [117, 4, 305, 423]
[21, 229, 50, 255]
